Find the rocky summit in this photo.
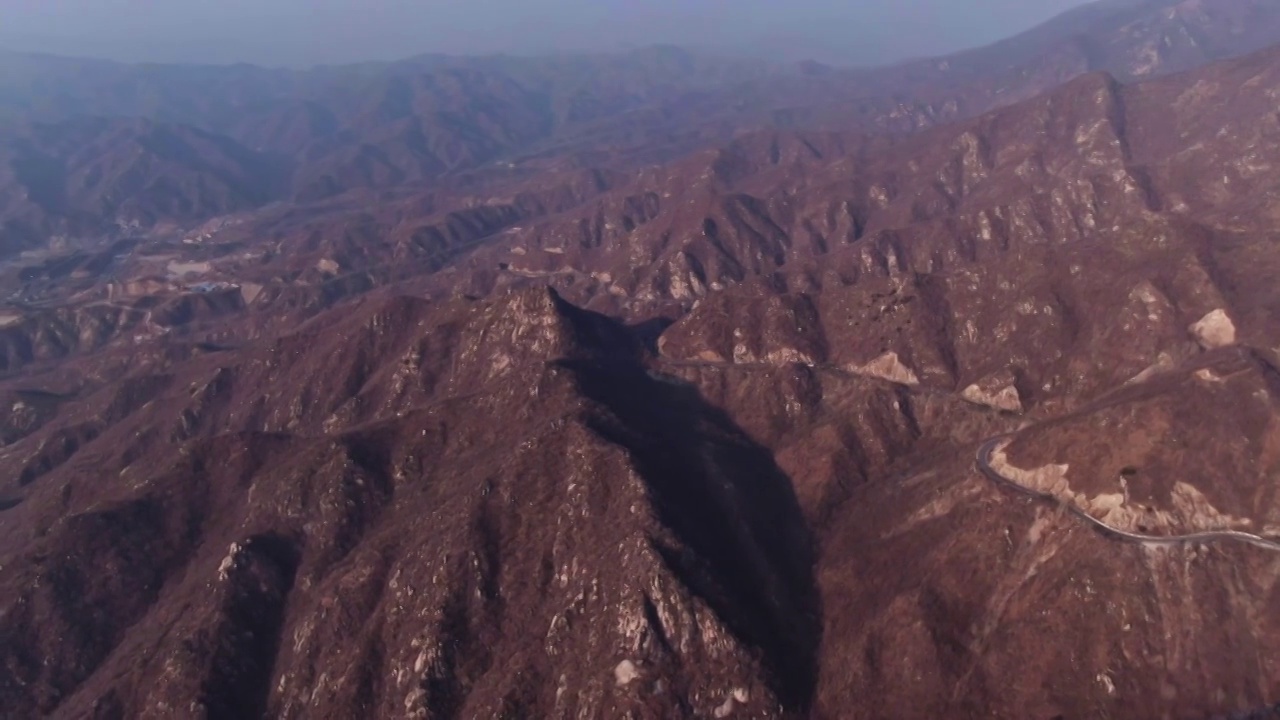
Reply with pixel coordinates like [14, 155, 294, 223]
[4, 1, 1280, 718]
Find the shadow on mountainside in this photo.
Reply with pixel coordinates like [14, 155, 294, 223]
[563, 356, 821, 712]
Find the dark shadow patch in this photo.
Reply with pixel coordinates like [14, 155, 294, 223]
[564, 358, 820, 712]
[200, 532, 301, 720]
[627, 315, 676, 355]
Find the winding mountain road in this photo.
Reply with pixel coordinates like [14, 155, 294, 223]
[653, 353, 1280, 552]
[976, 437, 1280, 552]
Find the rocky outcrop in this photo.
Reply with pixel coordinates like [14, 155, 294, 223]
[852, 352, 920, 387]
[1191, 309, 1238, 350]
[962, 370, 1024, 412]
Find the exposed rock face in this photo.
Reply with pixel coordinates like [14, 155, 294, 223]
[962, 370, 1024, 412]
[852, 352, 921, 387]
[1191, 309, 1238, 349]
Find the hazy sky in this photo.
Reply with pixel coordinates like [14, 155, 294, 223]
[0, 0, 1094, 67]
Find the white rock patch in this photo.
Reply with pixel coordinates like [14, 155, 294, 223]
[991, 442, 1251, 535]
[762, 348, 816, 366]
[217, 542, 243, 581]
[990, 444, 1071, 497]
[614, 659, 640, 687]
[854, 352, 920, 386]
[962, 378, 1023, 412]
[1190, 309, 1237, 349]
[1126, 351, 1177, 385]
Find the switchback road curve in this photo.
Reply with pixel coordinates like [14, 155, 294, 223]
[976, 437, 1280, 552]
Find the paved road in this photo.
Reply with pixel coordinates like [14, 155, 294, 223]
[976, 437, 1280, 552]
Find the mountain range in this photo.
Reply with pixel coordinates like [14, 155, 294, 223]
[4, 0, 1280, 718]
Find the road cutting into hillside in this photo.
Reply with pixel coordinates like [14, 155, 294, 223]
[976, 437, 1280, 552]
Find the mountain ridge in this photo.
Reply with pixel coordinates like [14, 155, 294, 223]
[1, 0, 1278, 246]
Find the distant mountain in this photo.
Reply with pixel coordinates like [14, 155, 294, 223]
[0, 46, 771, 197]
[0, 0, 1277, 207]
[0, 0, 1271, 259]
[0, 117, 280, 256]
[716, 0, 1280, 134]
